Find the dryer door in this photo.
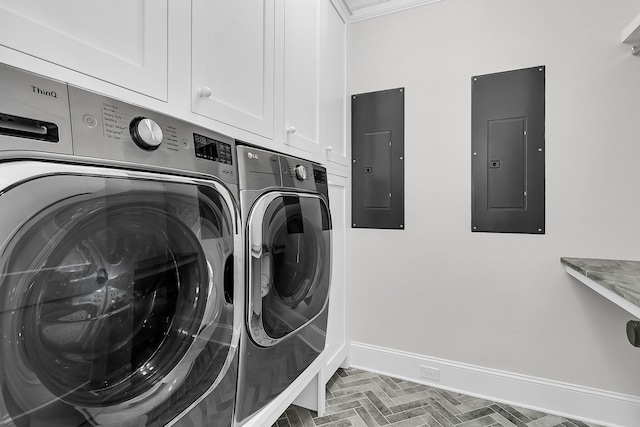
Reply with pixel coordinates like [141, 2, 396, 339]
[247, 192, 331, 346]
[0, 162, 238, 426]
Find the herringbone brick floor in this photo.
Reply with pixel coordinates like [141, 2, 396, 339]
[272, 367, 602, 427]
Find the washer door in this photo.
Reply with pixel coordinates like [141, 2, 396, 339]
[247, 192, 331, 347]
[0, 162, 237, 426]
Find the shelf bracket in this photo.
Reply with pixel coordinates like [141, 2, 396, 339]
[633, 45, 640, 56]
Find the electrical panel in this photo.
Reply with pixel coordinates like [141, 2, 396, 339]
[471, 66, 545, 234]
[352, 88, 405, 230]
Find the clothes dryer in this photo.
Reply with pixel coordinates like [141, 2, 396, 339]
[235, 144, 331, 424]
[0, 63, 241, 427]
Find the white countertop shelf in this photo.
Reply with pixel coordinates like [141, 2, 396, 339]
[622, 12, 640, 44]
[561, 257, 640, 320]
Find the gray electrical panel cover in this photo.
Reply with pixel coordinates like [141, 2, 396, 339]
[472, 66, 545, 234]
[352, 88, 404, 229]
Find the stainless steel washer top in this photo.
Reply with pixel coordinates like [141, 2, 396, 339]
[0, 63, 242, 427]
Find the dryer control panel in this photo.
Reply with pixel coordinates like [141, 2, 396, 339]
[280, 156, 320, 192]
[236, 144, 328, 199]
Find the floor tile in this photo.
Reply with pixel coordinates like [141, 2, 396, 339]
[327, 392, 367, 407]
[314, 409, 359, 426]
[391, 390, 432, 406]
[355, 405, 384, 426]
[360, 397, 390, 426]
[364, 390, 393, 416]
[428, 391, 463, 415]
[373, 376, 400, 398]
[347, 415, 371, 427]
[387, 398, 429, 414]
[285, 407, 304, 427]
[324, 401, 363, 415]
[294, 406, 316, 427]
[385, 407, 428, 424]
[490, 412, 519, 427]
[271, 369, 603, 427]
[526, 415, 572, 427]
[342, 371, 379, 384]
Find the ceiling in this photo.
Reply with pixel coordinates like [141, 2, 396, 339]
[339, 0, 446, 22]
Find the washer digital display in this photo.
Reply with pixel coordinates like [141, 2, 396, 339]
[194, 133, 233, 165]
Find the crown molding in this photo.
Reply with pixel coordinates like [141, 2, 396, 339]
[337, 0, 447, 23]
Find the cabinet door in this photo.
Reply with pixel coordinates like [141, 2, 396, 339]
[321, 1, 349, 167]
[324, 174, 349, 368]
[192, 0, 275, 139]
[0, 0, 168, 100]
[282, 0, 321, 155]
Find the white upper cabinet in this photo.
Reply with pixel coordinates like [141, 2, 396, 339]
[192, 0, 275, 140]
[281, 0, 322, 155]
[281, 0, 348, 166]
[0, 0, 168, 100]
[190, 0, 346, 159]
[321, 1, 348, 167]
[0, 1, 347, 159]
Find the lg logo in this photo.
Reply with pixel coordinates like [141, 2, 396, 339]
[247, 152, 259, 160]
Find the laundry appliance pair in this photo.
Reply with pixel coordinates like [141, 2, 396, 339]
[0, 63, 332, 427]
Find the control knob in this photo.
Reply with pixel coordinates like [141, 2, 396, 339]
[294, 165, 307, 181]
[130, 117, 163, 150]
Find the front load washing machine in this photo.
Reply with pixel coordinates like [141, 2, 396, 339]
[0, 63, 242, 427]
[235, 144, 332, 424]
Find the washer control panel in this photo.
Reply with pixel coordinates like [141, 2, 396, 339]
[68, 86, 236, 182]
[0, 63, 236, 184]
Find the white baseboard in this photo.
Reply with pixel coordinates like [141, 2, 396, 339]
[350, 341, 640, 427]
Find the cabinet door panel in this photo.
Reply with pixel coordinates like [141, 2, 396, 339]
[322, 1, 348, 166]
[325, 174, 348, 362]
[0, 0, 168, 100]
[192, 0, 275, 139]
[283, 0, 320, 154]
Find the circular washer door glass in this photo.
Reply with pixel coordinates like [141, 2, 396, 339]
[23, 204, 205, 406]
[0, 171, 235, 419]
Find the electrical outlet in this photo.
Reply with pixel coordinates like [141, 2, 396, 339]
[420, 365, 440, 381]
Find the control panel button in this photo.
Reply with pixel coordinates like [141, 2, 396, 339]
[294, 165, 307, 181]
[130, 117, 163, 150]
[82, 114, 97, 128]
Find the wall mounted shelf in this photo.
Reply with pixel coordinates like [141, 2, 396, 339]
[561, 257, 640, 319]
[622, 12, 640, 55]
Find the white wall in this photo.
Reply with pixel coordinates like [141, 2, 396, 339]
[349, 0, 640, 396]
